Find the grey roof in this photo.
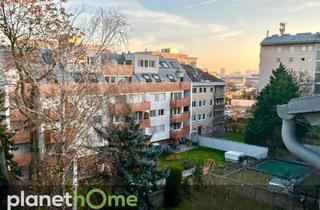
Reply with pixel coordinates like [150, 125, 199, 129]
[182, 64, 224, 83]
[261, 33, 320, 46]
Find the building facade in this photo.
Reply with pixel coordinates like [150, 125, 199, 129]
[259, 32, 320, 94]
[182, 64, 226, 136]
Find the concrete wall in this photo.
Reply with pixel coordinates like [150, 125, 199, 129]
[190, 135, 268, 159]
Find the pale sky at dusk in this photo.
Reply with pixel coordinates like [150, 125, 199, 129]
[68, 0, 320, 73]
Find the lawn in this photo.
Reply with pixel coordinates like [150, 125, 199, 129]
[228, 169, 273, 186]
[159, 147, 225, 170]
[218, 131, 245, 142]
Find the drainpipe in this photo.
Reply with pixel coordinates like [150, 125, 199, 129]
[277, 96, 320, 170]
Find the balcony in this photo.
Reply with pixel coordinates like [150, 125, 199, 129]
[214, 92, 225, 98]
[213, 117, 225, 123]
[44, 129, 76, 144]
[214, 104, 225, 110]
[170, 97, 190, 108]
[13, 152, 32, 167]
[102, 64, 133, 76]
[139, 118, 151, 128]
[170, 126, 190, 139]
[12, 131, 31, 144]
[170, 112, 190, 123]
[109, 101, 151, 114]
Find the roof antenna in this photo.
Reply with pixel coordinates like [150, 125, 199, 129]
[280, 22, 286, 36]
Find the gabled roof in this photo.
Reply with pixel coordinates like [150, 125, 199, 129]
[181, 64, 225, 83]
[261, 33, 320, 46]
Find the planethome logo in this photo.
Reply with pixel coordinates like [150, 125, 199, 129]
[7, 188, 138, 209]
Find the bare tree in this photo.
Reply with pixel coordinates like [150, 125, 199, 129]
[0, 0, 129, 192]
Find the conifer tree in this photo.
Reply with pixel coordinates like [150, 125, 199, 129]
[245, 64, 302, 152]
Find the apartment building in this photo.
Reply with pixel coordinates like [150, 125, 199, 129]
[139, 47, 198, 66]
[259, 32, 320, 94]
[182, 64, 226, 136]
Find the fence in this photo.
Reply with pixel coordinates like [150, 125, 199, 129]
[190, 135, 268, 159]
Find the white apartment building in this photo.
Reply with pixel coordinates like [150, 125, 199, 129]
[259, 32, 320, 94]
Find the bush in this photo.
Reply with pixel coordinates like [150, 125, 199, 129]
[164, 168, 182, 207]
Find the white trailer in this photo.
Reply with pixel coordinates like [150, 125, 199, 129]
[225, 151, 245, 163]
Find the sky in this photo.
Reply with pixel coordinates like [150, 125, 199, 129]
[68, 0, 320, 73]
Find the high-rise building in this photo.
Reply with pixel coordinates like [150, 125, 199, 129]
[259, 32, 320, 94]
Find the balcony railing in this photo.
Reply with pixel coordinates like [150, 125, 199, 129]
[170, 126, 190, 139]
[13, 152, 32, 167]
[170, 97, 190, 108]
[214, 104, 225, 110]
[139, 118, 151, 128]
[214, 92, 225, 98]
[109, 101, 151, 114]
[213, 117, 225, 123]
[170, 112, 190, 123]
[12, 131, 31, 144]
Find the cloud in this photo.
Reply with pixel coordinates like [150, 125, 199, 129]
[290, 1, 320, 12]
[184, 0, 219, 9]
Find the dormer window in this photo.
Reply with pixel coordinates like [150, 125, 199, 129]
[142, 74, 152, 82]
[167, 74, 176, 82]
[152, 74, 161, 82]
[160, 61, 169, 69]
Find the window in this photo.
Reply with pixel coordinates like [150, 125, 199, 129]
[111, 76, 116, 83]
[139, 60, 144, 67]
[192, 88, 197, 93]
[171, 92, 182, 100]
[199, 88, 203, 93]
[308, 46, 313, 51]
[170, 61, 178, 69]
[301, 46, 306, 51]
[158, 93, 166, 101]
[277, 47, 282, 53]
[150, 60, 155, 68]
[192, 101, 196, 107]
[210, 87, 213, 92]
[171, 107, 181, 115]
[276, 58, 281, 63]
[142, 74, 152, 82]
[171, 123, 181, 130]
[167, 74, 176, 82]
[210, 100, 213, 105]
[113, 115, 121, 123]
[203, 88, 207, 93]
[202, 114, 206, 120]
[105, 76, 110, 83]
[158, 109, 164, 116]
[198, 114, 201, 120]
[151, 125, 165, 133]
[301, 58, 306, 62]
[73, 73, 83, 83]
[289, 46, 295, 52]
[150, 110, 156, 117]
[289, 57, 294, 62]
[132, 112, 144, 121]
[160, 61, 169, 68]
[152, 74, 161, 82]
[199, 101, 202, 107]
[88, 73, 98, 83]
[144, 60, 149, 68]
[203, 100, 206, 106]
[86, 57, 94, 65]
[209, 112, 213, 118]
[192, 115, 196, 121]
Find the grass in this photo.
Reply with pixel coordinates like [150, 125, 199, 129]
[218, 131, 245, 142]
[229, 169, 273, 186]
[159, 147, 225, 170]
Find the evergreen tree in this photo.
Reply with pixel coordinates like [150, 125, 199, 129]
[113, 116, 168, 210]
[163, 168, 182, 207]
[245, 64, 301, 152]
